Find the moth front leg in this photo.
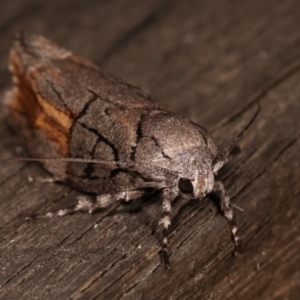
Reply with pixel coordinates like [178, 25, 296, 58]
[213, 181, 240, 254]
[159, 187, 177, 269]
[27, 190, 145, 220]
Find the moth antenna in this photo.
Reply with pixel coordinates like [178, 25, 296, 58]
[0, 156, 179, 177]
[213, 102, 260, 172]
[223, 101, 260, 159]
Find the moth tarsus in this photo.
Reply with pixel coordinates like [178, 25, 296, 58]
[1, 32, 260, 268]
[160, 248, 171, 270]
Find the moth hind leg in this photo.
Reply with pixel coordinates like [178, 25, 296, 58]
[26, 190, 145, 220]
[212, 181, 240, 254]
[27, 175, 63, 184]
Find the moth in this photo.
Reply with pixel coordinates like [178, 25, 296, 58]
[1, 32, 259, 268]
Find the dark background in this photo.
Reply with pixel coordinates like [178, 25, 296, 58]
[0, 0, 299, 299]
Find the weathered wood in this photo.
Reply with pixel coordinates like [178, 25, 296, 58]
[0, 0, 300, 299]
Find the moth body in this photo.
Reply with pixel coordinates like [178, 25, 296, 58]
[3, 33, 258, 267]
[7, 33, 220, 200]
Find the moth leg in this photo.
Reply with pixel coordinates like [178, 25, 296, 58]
[213, 181, 240, 254]
[95, 190, 145, 209]
[159, 188, 175, 269]
[27, 175, 62, 183]
[25, 195, 94, 220]
[26, 190, 145, 220]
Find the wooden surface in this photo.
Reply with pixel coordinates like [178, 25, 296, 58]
[1, 0, 300, 299]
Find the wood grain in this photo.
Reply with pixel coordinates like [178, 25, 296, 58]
[0, 0, 299, 299]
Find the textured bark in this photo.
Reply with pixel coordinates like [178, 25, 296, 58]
[0, 0, 300, 299]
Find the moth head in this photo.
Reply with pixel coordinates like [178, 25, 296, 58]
[177, 171, 214, 199]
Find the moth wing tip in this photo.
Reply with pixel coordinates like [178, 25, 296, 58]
[11, 32, 71, 62]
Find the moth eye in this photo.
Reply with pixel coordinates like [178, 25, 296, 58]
[178, 178, 194, 194]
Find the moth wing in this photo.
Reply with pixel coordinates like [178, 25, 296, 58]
[6, 32, 172, 192]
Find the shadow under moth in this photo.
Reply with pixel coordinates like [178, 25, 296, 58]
[1, 32, 259, 268]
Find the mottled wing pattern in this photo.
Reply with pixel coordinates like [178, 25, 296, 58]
[7, 32, 175, 194]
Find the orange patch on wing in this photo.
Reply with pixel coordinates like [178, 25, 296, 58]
[9, 49, 72, 156]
